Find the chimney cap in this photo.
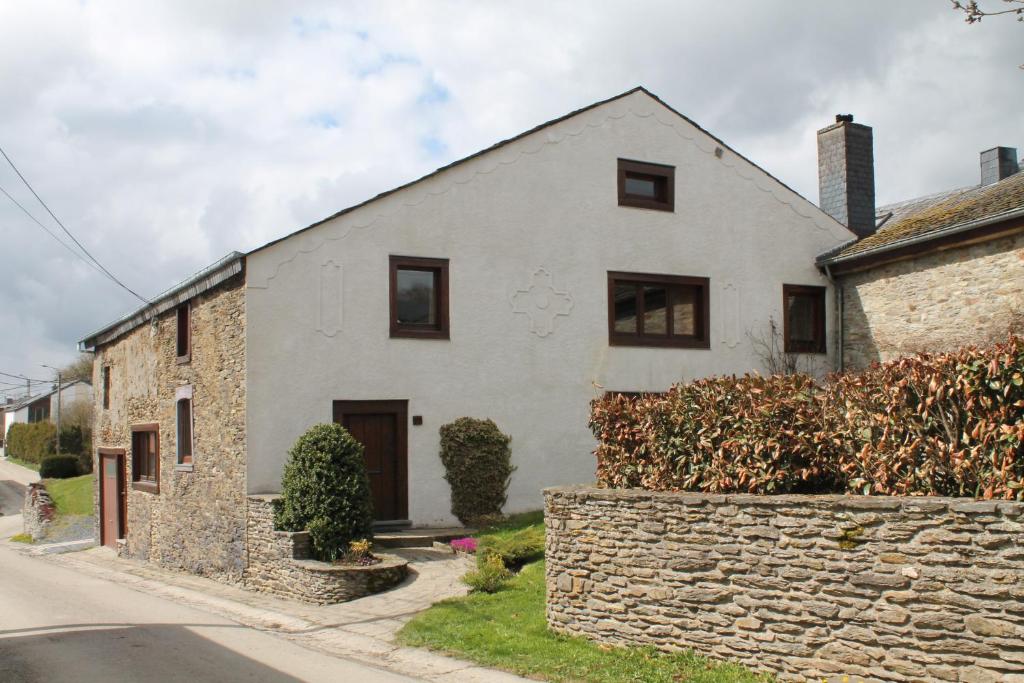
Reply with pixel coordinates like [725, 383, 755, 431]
[835, 114, 854, 124]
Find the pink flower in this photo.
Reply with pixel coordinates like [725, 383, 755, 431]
[450, 537, 477, 553]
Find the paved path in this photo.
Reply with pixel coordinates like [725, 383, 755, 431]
[0, 536, 415, 683]
[0, 457, 38, 518]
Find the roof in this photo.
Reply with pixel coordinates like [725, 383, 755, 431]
[5, 379, 91, 412]
[78, 252, 244, 351]
[820, 169, 1024, 267]
[248, 85, 833, 257]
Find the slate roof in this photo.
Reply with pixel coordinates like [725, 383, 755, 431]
[820, 168, 1024, 265]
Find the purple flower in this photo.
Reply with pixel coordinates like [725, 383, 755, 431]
[450, 537, 477, 553]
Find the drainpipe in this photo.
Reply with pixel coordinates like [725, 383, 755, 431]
[822, 265, 844, 373]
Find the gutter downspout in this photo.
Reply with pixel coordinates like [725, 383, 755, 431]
[822, 264, 844, 373]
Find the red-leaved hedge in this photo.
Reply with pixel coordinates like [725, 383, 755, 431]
[591, 336, 1024, 499]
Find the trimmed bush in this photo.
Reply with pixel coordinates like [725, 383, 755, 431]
[439, 418, 514, 525]
[463, 553, 512, 593]
[39, 455, 80, 479]
[6, 422, 57, 464]
[592, 335, 1024, 500]
[477, 526, 545, 573]
[274, 423, 374, 562]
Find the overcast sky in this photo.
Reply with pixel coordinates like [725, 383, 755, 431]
[0, 0, 1020, 396]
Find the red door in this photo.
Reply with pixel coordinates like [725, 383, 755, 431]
[333, 400, 408, 522]
[99, 449, 125, 547]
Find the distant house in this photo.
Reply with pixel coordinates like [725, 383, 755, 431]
[1, 380, 93, 455]
[79, 86, 855, 581]
[814, 123, 1023, 369]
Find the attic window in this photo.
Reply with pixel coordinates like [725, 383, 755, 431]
[176, 303, 190, 363]
[617, 159, 674, 212]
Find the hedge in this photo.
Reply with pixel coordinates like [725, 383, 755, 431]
[591, 335, 1024, 500]
[439, 418, 514, 525]
[39, 455, 80, 479]
[6, 423, 57, 464]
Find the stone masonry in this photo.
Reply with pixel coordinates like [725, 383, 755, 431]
[244, 495, 409, 604]
[545, 486, 1024, 683]
[841, 231, 1024, 369]
[818, 116, 875, 238]
[23, 482, 55, 541]
[92, 274, 247, 581]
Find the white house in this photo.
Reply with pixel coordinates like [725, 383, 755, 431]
[81, 88, 854, 576]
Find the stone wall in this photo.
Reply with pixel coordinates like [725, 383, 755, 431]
[244, 495, 408, 604]
[840, 231, 1024, 369]
[92, 274, 247, 581]
[23, 482, 54, 541]
[545, 486, 1024, 683]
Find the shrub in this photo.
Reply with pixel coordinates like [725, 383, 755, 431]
[39, 455, 80, 479]
[274, 423, 374, 561]
[591, 335, 1024, 500]
[439, 418, 514, 525]
[463, 553, 512, 593]
[6, 422, 57, 464]
[477, 526, 545, 572]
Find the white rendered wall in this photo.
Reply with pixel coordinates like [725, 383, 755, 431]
[245, 91, 854, 525]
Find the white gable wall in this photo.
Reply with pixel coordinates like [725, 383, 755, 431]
[245, 91, 852, 525]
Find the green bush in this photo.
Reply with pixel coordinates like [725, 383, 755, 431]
[439, 418, 514, 525]
[591, 335, 1024, 500]
[463, 553, 512, 593]
[58, 426, 84, 457]
[39, 455, 80, 479]
[274, 423, 374, 562]
[478, 526, 545, 572]
[6, 422, 57, 464]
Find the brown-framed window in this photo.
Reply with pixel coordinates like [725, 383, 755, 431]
[131, 424, 159, 492]
[102, 365, 111, 410]
[389, 255, 450, 339]
[176, 398, 193, 466]
[783, 284, 827, 354]
[608, 271, 710, 348]
[176, 303, 190, 362]
[617, 159, 675, 212]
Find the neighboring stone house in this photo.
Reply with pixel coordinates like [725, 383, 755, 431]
[79, 87, 855, 579]
[814, 120, 1023, 369]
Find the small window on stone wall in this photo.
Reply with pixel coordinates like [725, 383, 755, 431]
[175, 385, 193, 469]
[176, 303, 191, 363]
[102, 365, 111, 410]
[131, 424, 159, 493]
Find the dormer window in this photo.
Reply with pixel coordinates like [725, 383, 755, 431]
[617, 159, 674, 212]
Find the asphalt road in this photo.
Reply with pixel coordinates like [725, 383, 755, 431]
[0, 458, 414, 682]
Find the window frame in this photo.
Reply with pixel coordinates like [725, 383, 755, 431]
[388, 255, 450, 340]
[176, 302, 191, 364]
[783, 284, 827, 354]
[607, 271, 710, 349]
[175, 385, 194, 470]
[617, 159, 675, 212]
[130, 423, 160, 493]
[102, 365, 111, 410]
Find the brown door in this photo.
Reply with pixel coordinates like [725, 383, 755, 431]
[98, 449, 125, 547]
[332, 400, 408, 522]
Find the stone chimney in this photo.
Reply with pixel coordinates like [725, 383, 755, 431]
[817, 114, 876, 238]
[980, 147, 1019, 186]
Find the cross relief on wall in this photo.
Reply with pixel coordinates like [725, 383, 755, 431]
[509, 267, 574, 338]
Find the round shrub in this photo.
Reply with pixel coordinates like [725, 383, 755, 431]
[274, 423, 374, 561]
[39, 455, 80, 479]
[439, 417, 514, 526]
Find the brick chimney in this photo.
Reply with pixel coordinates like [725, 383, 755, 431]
[817, 114, 876, 238]
[980, 147, 1019, 186]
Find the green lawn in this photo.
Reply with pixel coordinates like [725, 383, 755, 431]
[44, 474, 93, 516]
[5, 456, 40, 472]
[398, 514, 767, 683]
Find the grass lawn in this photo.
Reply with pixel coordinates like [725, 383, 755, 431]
[44, 474, 93, 516]
[398, 514, 767, 683]
[5, 456, 40, 472]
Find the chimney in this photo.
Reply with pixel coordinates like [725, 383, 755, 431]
[980, 147, 1019, 186]
[817, 114, 876, 238]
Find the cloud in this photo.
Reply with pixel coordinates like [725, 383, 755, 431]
[0, 0, 1020, 390]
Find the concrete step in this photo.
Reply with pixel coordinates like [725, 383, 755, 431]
[373, 527, 476, 549]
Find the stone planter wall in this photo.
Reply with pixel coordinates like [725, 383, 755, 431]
[23, 482, 55, 541]
[545, 486, 1024, 683]
[244, 495, 408, 604]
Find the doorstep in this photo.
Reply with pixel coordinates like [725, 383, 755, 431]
[39, 545, 527, 682]
[374, 528, 476, 549]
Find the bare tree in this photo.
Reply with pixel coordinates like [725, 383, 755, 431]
[950, 0, 1024, 23]
[747, 318, 813, 376]
[60, 353, 95, 384]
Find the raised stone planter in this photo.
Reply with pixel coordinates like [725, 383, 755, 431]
[545, 485, 1024, 683]
[244, 494, 408, 604]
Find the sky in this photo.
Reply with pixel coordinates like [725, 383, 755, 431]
[0, 0, 1020, 397]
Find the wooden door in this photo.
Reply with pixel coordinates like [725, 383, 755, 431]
[332, 400, 408, 522]
[98, 449, 125, 547]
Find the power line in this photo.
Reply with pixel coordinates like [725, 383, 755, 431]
[0, 143, 150, 305]
[0, 370, 51, 383]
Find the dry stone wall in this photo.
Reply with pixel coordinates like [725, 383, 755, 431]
[840, 231, 1024, 369]
[545, 486, 1024, 683]
[244, 495, 408, 604]
[92, 275, 247, 581]
[23, 482, 55, 541]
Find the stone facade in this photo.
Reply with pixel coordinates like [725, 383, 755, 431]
[545, 486, 1024, 683]
[92, 274, 247, 581]
[23, 482, 54, 541]
[244, 495, 409, 604]
[840, 231, 1024, 369]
